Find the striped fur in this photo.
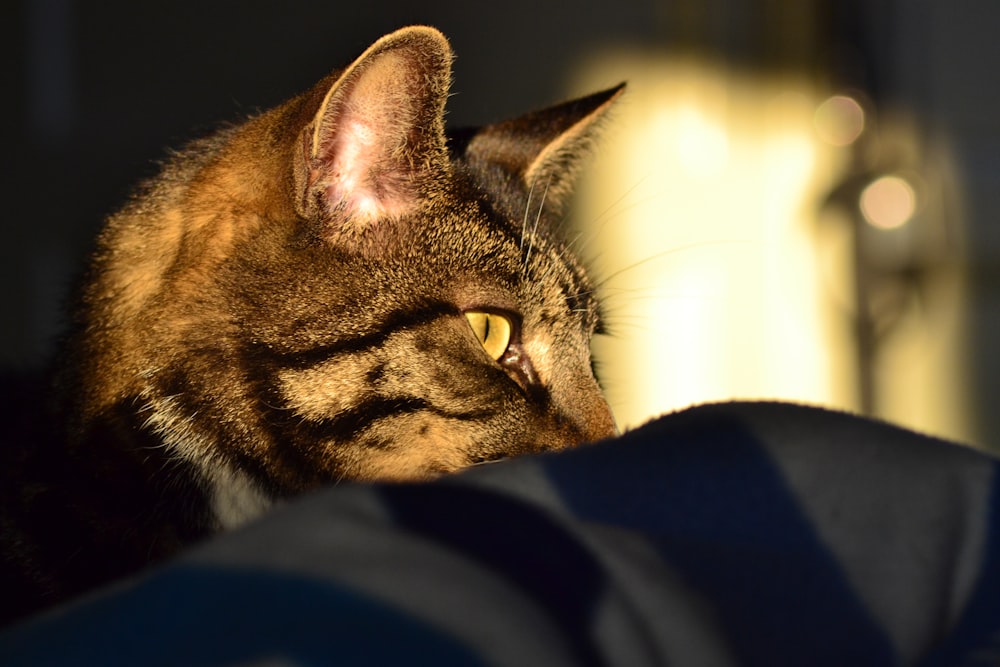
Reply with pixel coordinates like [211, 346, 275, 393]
[1, 26, 621, 625]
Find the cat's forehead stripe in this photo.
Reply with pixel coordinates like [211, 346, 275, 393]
[253, 301, 460, 368]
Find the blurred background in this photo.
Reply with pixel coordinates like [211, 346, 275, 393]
[5, 0, 999, 450]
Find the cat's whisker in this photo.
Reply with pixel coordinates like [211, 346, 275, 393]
[567, 177, 660, 259]
[566, 285, 601, 300]
[594, 282, 709, 298]
[523, 177, 550, 274]
[593, 239, 748, 291]
[259, 396, 292, 412]
[520, 179, 536, 255]
[598, 321, 660, 337]
[592, 173, 653, 225]
[470, 456, 510, 467]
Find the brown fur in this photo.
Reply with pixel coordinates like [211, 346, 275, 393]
[1, 26, 622, 626]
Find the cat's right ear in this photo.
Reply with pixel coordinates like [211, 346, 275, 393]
[292, 26, 452, 243]
[459, 83, 626, 215]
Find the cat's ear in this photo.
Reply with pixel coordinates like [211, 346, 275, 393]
[462, 83, 625, 212]
[294, 26, 452, 238]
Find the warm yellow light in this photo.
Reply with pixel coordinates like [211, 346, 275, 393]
[860, 175, 916, 229]
[573, 58, 847, 429]
[813, 95, 865, 146]
[676, 105, 729, 178]
[573, 51, 970, 448]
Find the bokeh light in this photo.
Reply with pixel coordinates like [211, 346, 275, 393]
[860, 175, 917, 229]
[813, 95, 865, 146]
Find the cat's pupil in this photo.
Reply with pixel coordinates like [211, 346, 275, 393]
[464, 311, 512, 361]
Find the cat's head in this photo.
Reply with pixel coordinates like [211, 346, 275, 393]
[68, 26, 621, 514]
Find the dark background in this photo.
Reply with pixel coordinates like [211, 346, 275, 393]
[6, 1, 1000, 444]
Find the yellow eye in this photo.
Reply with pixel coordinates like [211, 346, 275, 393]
[464, 311, 512, 361]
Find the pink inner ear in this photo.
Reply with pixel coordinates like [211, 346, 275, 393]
[303, 35, 452, 231]
[323, 118, 383, 219]
[315, 111, 420, 225]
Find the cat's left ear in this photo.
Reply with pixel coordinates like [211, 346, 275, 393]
[460, 83, 626, 213]
[294, 26, 452, 239]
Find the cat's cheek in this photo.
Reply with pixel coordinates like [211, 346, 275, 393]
[519, 333, 616, 444]
[338, 415, 477, 481]
[275, 357, 374, 419]
[514, 373, 616, 450]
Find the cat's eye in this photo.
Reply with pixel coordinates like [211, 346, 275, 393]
[464, 311, 512, 361]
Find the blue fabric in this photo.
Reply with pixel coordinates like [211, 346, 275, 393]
[918, 475, 1000, 667]
[0, 567, 484, 667]
[546, 413, 895, 665]
[379, 484, 609, 666]
[1, 402, 998, 666]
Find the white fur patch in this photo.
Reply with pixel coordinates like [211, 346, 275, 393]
[204, 460, 275, 530]
[524, 333, 555, 385]
[142, 392, 275, 531]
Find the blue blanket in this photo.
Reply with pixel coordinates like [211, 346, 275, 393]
[2, 402, 998, 666]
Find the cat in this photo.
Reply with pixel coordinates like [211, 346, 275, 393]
[0, 25, 621, 626]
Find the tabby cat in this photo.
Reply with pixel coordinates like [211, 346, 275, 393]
[0, 26, 620, 626]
